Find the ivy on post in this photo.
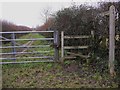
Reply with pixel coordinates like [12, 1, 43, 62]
[54, 30, 59, 61]
[11, 33, 16, 60]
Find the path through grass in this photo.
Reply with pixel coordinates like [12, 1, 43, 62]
[2, 60, 118, 88]
[2, 33, 118, 88]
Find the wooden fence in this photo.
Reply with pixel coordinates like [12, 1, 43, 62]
[0, 5, 117, 76]
[61, 31, 94, 61]
[61, 5, 117, 76]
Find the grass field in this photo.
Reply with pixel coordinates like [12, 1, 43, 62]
[2, 33, 118, 88]
[2, 61, 118, 88]
[2, 33, 54, 62]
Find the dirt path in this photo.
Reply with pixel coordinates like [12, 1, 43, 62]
[16, 40, 34, 55]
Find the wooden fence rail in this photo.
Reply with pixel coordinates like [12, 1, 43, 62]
[61, 31, 92, 61]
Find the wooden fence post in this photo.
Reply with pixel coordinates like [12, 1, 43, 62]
[54, 30, 59, 61]
[91, 30, 94, 46]
[109, 5, 116, 76]
[11, 33, 16, 60]
[90, 30, 95, 56]
[91, 30, 94, 39]
[61, 31, 64, 61]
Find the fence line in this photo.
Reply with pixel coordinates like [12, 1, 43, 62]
[64, 35, 91, 39]
[61, 31, 92, 61]
[1, 5, 117, 76]
[0, 30, 58, 64]
[64, 46, 89, 49]
[0, 30, 54, 34]
[0, 50, 54, 55]
[0, 45, 51, 49]
[1, 56, 53, 60]
[1, 60, 54, 64]
[0, 38, 54, 42]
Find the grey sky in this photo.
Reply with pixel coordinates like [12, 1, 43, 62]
[2, 2, 73, 27]
[1, 0, 119, 28]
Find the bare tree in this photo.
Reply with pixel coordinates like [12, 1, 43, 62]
[40, 6, 52, 23]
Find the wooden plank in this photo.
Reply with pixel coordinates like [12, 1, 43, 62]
[67, 52, 88, 59]
[64, 56, 76, 59]
[100, 11, 109, 16]
[64, 35, 90, 39]
[64, 46, 89, 49]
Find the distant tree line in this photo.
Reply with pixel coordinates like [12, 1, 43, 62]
[1, 20, 32, 39]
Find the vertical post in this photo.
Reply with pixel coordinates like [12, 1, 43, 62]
[91, 30, 94, 48]
[91, 30, 94, 39]
[91, 30, 95, 55]
[109, 5, 115, 76]
[54, 30, 59, 61]
[61, 31, 64, 61]
[11, 33, 16, 60]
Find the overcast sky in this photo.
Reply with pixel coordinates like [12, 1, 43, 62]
[1, 0, 119, 28]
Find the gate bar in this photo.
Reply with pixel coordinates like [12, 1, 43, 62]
[1, 56, 53, 60]
[0, 38, 54, 41]
[0, 60, 54, 64]
[0, 45, 51, 49]
[0, 30, 54, 34]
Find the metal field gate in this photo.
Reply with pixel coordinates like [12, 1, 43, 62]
[0, 30, 59, 64]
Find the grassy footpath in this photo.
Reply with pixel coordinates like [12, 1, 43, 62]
[2, 33, 54, 62]
[2, 61, 118, 88]
[2, 33, 118, 88]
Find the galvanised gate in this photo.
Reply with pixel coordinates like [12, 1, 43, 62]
[0, 30, 59, 64]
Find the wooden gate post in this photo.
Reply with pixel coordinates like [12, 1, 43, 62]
[61, 31, 64, 61]
[54, 30, 59, 61]
[11, 33, 16, 60]
[109, 5, 116, 76]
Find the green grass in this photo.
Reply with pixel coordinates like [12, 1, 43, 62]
[2, 61, 118, 88]
[2, 33, 118, 88]
[2, 33, 54, 62]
